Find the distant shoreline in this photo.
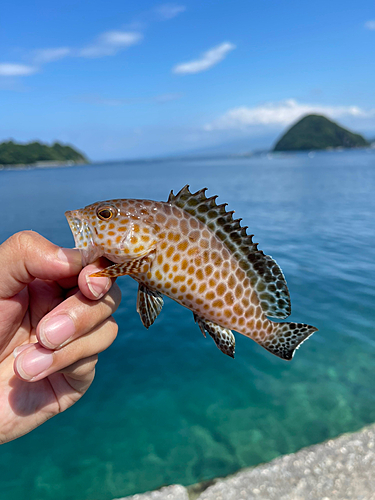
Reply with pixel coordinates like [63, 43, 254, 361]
[0, 160, 89, 171]
[1, 145, 374, 171]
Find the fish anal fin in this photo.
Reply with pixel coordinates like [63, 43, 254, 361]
[169, 185, 291, 319]
[136, 284, 164, 329]
[260, 322, 318, 361]
[194, 313, 235, 358]
[90, 253, 153, 278]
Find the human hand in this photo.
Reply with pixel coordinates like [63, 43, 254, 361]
[0, 231, 121, 444]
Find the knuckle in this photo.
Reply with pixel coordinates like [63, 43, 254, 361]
[9, 230, 39, 253]
[64, 355, 98, 378]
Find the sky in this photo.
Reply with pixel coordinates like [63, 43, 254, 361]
[1, 0, 375, 160]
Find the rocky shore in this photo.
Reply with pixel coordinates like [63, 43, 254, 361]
[118, 423, 375, 500]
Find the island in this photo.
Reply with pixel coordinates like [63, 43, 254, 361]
[273, 114, 369, 152]
[0, 140, 88, 166]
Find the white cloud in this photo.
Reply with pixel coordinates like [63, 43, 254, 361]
[173, 42, 236, 74]
[204, 99, 375, 131]
[79, 31, 143, 58]
[365, 20, 375, 30]
[33, 47, 71, 63]
[156, 4, 186, 20]
[0, 63, 37, 76]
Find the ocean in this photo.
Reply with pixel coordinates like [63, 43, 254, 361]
[0, 150, 375, 499]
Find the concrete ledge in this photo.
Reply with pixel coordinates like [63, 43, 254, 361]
[120, 424, 375, 500]
[117, 485, 189, 500]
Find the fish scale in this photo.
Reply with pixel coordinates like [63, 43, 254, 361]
[65, 185, 318, 360]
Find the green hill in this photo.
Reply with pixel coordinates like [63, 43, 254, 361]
[0, 140, 88, 166]
[273, 114, 369, 152]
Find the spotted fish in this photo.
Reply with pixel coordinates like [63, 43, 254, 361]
[65, 186, 317, 360]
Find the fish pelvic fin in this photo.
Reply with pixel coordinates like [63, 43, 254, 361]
[259, 322, 318, 361]
[168, 185, 291, 319]
[194, 313, 235, 358]
[136, 283, 164, 329]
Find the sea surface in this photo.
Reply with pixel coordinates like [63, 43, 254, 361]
[0, 150, 375, 499]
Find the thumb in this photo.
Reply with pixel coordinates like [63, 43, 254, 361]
[0, 231, 82, 299]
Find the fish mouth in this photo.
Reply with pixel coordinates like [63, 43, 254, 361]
[65, 210, 102, 266]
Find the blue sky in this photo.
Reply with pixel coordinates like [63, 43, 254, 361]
[1, 0, 374, 160]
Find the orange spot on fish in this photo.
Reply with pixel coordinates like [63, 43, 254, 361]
[205, 265, 213, 276]
[196, 269, 204, 280]
[187, 247, 199, 257]
[156, 213, 167, 223]
[177, 240, 188, 252]
[233, 304, 244, 316]
[173, 275, 184, 283]
[181, 259, 188, 270]
[212, 299, 224, 308]
[224, 292, 234, 306]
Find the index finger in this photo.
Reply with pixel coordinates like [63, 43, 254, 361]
[0, 231, 82, 299]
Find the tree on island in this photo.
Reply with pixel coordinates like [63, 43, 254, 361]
[273, 114, 369, 152]
[0, 140, 88, 166]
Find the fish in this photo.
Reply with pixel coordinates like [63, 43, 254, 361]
[65, 185, 318, 360]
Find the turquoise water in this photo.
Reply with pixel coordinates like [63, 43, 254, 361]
[1, 150, 375, 499]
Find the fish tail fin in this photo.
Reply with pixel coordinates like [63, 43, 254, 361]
[260, 321, 318, 361]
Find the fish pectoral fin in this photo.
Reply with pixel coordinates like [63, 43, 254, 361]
[193, 314, 235, 358]
[89, 253, 153, 278]
[136, 284, 164, 329]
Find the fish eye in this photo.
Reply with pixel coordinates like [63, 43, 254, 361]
[97, 206, 115, 221]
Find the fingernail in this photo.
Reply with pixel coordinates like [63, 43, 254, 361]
[58, 248, 82, 267]
[39, 314, 76, 348]
[86, 276, 109, 299]
[13, 345, 31, 358]
[16, 346, 53, 380]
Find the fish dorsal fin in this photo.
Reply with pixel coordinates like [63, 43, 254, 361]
[168, 185, 291, 319]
